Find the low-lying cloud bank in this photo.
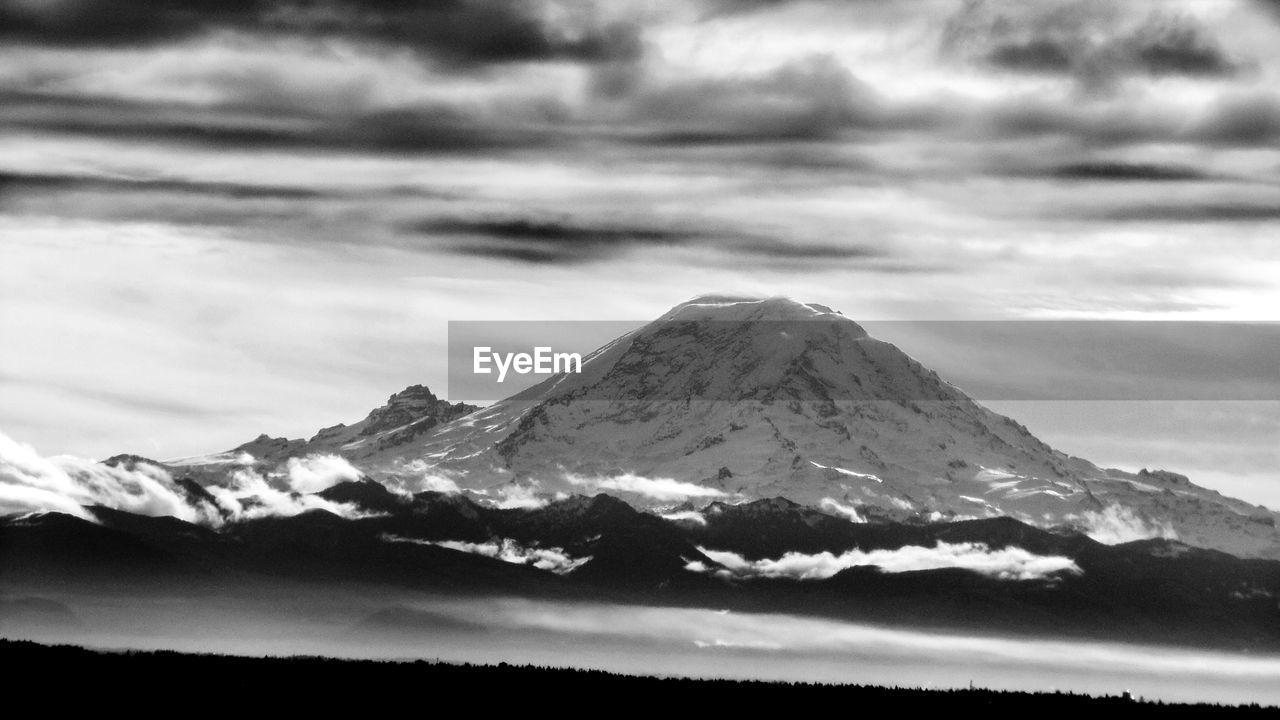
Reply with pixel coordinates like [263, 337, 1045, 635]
[285, 454, 363, 493]
[382, 534, 590, 575]
[204, 465, 368, 522]
[394, 459, 463, 495]
[565, 472, 727, 502]
[385, 596, 1280, 702]
[463, 482, 553, 509]
[660, 510, 708, 525]
[1078, 504, 1178, 544]
[687, 542, 1081, 581]
[407, 474, 556, 509]
[0, 430, 367, 525]
[0, 431, 203, 523]
[819, 498, 866, 523]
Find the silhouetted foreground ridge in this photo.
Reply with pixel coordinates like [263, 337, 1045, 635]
[1, 639, 1274, 714]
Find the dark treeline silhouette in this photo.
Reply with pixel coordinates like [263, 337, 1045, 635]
[2, 639, 1274, 714]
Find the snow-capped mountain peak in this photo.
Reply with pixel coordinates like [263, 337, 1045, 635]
[173, 295, 1280, 559]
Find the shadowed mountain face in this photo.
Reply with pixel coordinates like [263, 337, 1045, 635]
[3, 489, 1279, 651]
[174, 296, 1278, 559]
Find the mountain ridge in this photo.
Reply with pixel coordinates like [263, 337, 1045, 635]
[166, 295, 1279, 559]
[5, 484, 1279, 651]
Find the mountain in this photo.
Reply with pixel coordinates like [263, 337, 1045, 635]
[7, 294, 1279, 656]
[4, 492, 1279, 650]
[176, 295, 1278, 559]
[171, 384, 477, 474]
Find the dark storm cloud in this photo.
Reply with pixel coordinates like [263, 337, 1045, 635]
[14, 6, 1269, 162]
[411, 216, 697, 264]
[0, 171, 319, 229]
[338, 107, 566, 152]
[0, 165, 470, 233]
[0, 90, 361, 154]
[1123, 21, 1240, 77]
[0, 90, 559, 154]
[0, 170, 328, 201]
[0, 53, 921, 155]
[975, 90, 1280, 150]
[982, 98, 1172, 144]
[0, 59, 938, 161]
[0, 0, 643, 67]
[945, 2, 1245, 93]
[451, 242, 918, 268]
[1254, 0, 1280, 20]
[1099, 203, 1280, 223]
[730, 239, 885, 260]
[0, 90, 300, 144]
[692, 0, 839, 20]
[0, 0, 244, 47]
[1192, 93, 1280, 146]
[985, 156, 1219, 182]
[0, 3, 637, 155]
[0, 1, 1272, 158]
[265, 1, 644, 69]
[0, 168, 455, 203]
[985, 38, 1075, 72]
[1045, 162, 1211, 182]
[601, 54, 945, 145]
[418, 218, 689, 245]
[983, 20, 1240, 79]
[411, 215, 898, 266]
[696, 0, 908, 20]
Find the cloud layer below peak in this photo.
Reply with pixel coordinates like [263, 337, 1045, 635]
[688, 542, 1082, 581]
[0, 430, 368, 525]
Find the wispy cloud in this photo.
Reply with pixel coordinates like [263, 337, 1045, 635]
[687, 542, 1082, 581]
[1076, 504, 1178, 545]
[0, 430, 208, 522]
[481, 483, 550, 510]
[0, 430, 370, 524]
[566, 472, 727, 502]
[284, 454, 362, 493]
[819, 498, 866, 523]
[660, 510, 708, 525]
[200, 465, 371, 522]
[382, 534, 590, 574]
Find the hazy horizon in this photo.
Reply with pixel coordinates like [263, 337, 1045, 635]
[4, 586, 1278, 706]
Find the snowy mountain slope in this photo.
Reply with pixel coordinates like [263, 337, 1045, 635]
[172, 296, 1280, 559]
[169, 385, 476, 473]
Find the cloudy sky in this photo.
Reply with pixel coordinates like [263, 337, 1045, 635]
[1, 0, 1277, 504]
